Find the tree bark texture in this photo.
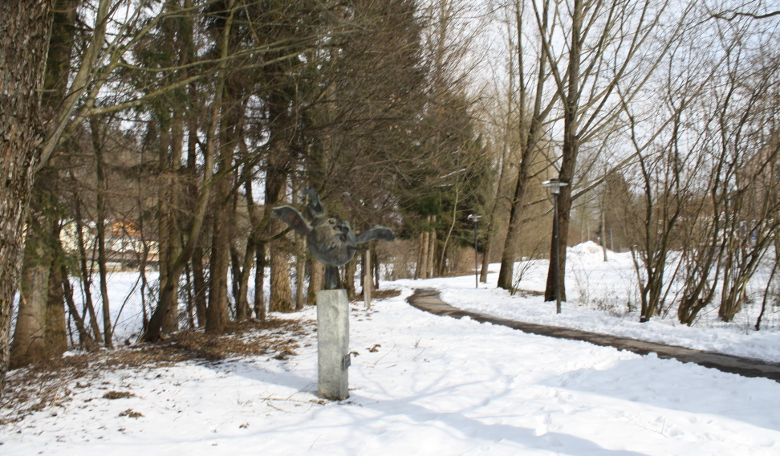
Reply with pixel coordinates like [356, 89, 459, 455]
[417, 231, 428, 279]
[10, 0, 76, 367]
[345, 258, 357, 300]
[90, 116, 113, 347]
[0, 0, 54, 393]
[497, 162, 533, 290]
[45, 247, 68, 356]
[206, 180, 233, 331]
[11, 228, 50, 367]
[11, 191, 67, 365]
[544, 189, 572, 303]
[269, 232, 293, 312]
[265, 129, 293, 313]
[205, 85, 241, 332]
[308, 259, 324, 306]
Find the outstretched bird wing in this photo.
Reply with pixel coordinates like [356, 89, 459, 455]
[271, 206, 313, 236]
[355, 226, 395, 244]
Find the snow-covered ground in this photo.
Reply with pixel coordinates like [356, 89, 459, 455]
[2, 243, 780, 455]
[412, 242, 780, 363]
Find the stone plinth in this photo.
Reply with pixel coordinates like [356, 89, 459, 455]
[316, 289, 350, 400]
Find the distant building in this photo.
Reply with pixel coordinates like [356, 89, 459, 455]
[60, 219, 159, 270]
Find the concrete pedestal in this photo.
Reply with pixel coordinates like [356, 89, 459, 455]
[316, 289, 350, 400]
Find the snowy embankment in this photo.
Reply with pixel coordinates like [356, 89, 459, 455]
[2, 243, 780, 455]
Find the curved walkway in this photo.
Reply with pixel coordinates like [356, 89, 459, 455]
[407, 288, 780, 382]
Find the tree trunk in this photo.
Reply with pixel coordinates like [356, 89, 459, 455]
[74, 200, 103, 343]
[236, 238, 254, 320]
[295, 249, 306, 311]
[600, 198, 608, 262]
[184, 2, 206, 329]
[496, 0, 552, 291]
[45, 246, 68, 357]
[254, 242, 267, 319]
[497, 164, 533, 290]
[372, 243, 380, 289]
[544, 189, 572, 303]
[363, 247, 372, 309]
[479, 231, 491, 283]
[12, 0, 77, 364]
[440, 191, 460, 277]
[345, 258, 357, 300]
[269, 237, 294, 312]
[308, 259, 324, 305]
[11, 224, 50, 367]
[755, 254, 778, 331]
[161, 109, 186, 334]
[206, 183, 232, 331]
[140, 57, 222, 342]
[0, 0, 54, 393]
[229, 240, 242, 318]
[266, 162, 293, 313]
[417, 230, 428, 279]
[265, 138, 293, 312]
[90, 116, 113, 347]
[192, 245, 207, 326]
[205, 3, 243, 334]
[12, 168, 66, 367]
[61, 264, 94, 348]
[544, 0, 583, 303]
[168, 30, 187, 316]
[428, 220, 437, 277]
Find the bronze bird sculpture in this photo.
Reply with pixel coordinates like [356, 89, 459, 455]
[271, 189, 394, 289]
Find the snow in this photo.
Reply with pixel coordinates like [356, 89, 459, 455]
[3, 242, 780, 455]
[432, 242, 780, 362]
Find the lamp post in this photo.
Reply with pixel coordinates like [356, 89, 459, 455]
[468, 214, 481, 288]
[542, 179, 568, 314]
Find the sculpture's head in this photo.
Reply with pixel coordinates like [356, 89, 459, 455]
[271, 189, 394, 267]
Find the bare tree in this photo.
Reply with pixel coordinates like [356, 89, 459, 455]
[534, 0, 689, 302]
[616, 4, 780, 325]
[495, 0, 559, 290]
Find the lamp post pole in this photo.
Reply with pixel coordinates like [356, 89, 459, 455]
[553, 193, 561, 314]
[468, 214, 481, 288]
[542, 179, 568, 314]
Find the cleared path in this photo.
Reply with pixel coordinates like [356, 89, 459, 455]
[407, 288, 780, 382]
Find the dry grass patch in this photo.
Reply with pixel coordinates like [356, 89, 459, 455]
[0, 318, 313, 425]
[353, 288, 402, 302]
